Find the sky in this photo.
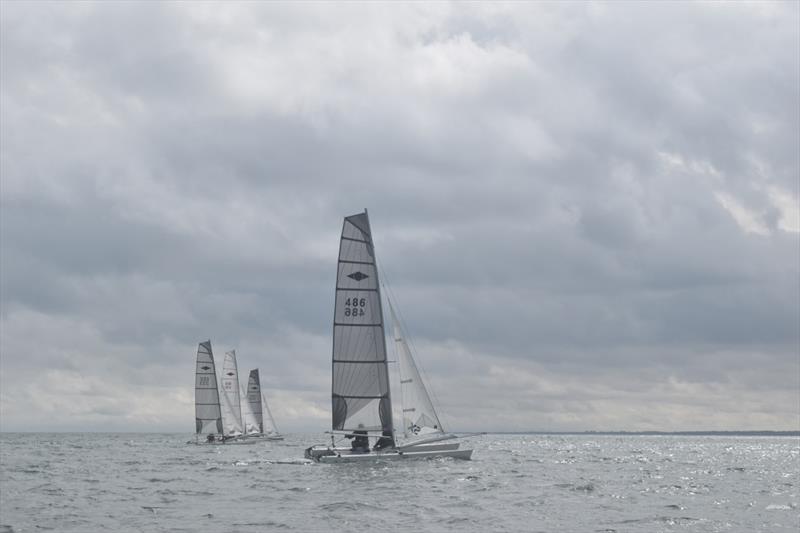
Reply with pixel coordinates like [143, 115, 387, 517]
[1, 1, 798, 433]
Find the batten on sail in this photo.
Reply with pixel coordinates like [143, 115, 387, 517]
[195, 341, 223, 436]
[332, 210, 393, 434]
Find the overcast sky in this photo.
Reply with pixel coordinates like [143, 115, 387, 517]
[1, 1, 798, 433]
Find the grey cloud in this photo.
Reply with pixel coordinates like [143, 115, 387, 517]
[1, 1, 797, 432]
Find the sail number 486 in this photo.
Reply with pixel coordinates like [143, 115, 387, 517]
[344, 297, 366, 317]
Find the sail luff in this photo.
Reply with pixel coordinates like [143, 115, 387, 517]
[194, 340, 223, 436]
[366, 208, 395, 438]
[331, 209, 393, 434]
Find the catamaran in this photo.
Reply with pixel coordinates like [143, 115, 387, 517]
[242, 368, 284, 440]
[191, 342, 255, 445]
[218, 349, 253, 443]
[193, 340, 223, 444]
[305, 210, 472, 463]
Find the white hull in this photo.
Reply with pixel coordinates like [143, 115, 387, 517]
[305, 441, 458, 460]
[245, 433, 284, 441]
[317, 447, 472, 463]
[397, 441, 460, 452]
[222, 438, 259, 445]
[188, 438, 259, 446]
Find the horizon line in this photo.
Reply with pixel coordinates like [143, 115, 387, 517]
[1, 429, 798, 436]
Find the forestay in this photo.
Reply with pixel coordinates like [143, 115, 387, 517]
[194, 341, 223, 435]
[389, 301, 445, 438]
[331, 210, 393, 434]
[220, 350, 243, 436]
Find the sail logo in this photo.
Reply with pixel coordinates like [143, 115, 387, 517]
[347, 271, 369, 282]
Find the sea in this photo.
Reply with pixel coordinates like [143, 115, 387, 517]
[0, 433, 797, 532]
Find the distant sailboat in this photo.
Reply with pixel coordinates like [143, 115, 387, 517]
[191, 342, 254, 445]
[193, 341, 222, 443]
[241, 371, 261, 435]
[242, 369, 283, 440]
[305, 210, 472, 462]
[219, 350, 245, 440]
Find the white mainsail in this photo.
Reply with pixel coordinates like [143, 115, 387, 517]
[331, 210, 393, 435]
[388, 300, 445, 439]
[194, 340, 223, 437]
[219, 349, 243, 436]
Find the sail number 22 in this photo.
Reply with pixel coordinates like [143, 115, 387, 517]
[344, 297, 366, 317]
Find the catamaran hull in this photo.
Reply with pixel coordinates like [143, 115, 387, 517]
[317, 448, 472, 463]
[245, 434, 284, 441]
[305, 436, 460, 460]
[187, 438, 259, 446]
[397, 442, 460, 452]
[222, 438, 258, 445]
[305, 440, 459, 460]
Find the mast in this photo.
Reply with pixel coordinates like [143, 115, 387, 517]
[331, 209, 393, 435]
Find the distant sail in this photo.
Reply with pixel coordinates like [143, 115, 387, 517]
[194, 341, 223, 435]
[219, 350, 243, 436]
[262, 392, 280, 436]
[331, 210, 393, 433]
[243, 369, 264, 435]
[389, 300, 445, 438]
[241, 384, 257, 434]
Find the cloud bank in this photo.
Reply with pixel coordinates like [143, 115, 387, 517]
[1, 1, 797, 432]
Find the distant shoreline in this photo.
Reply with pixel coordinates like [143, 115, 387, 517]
[487, 430, 800, 437]
[1, 430, 798, 436]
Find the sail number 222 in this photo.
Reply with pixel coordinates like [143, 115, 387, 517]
[344, 297, 366, 317]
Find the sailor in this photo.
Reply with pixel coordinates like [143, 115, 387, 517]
[206, 434, 215, 443]
[373, 427, 395, 450]
[346, 423, 369, 453]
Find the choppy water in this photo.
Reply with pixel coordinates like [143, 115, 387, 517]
[0, 433, 797, 532]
